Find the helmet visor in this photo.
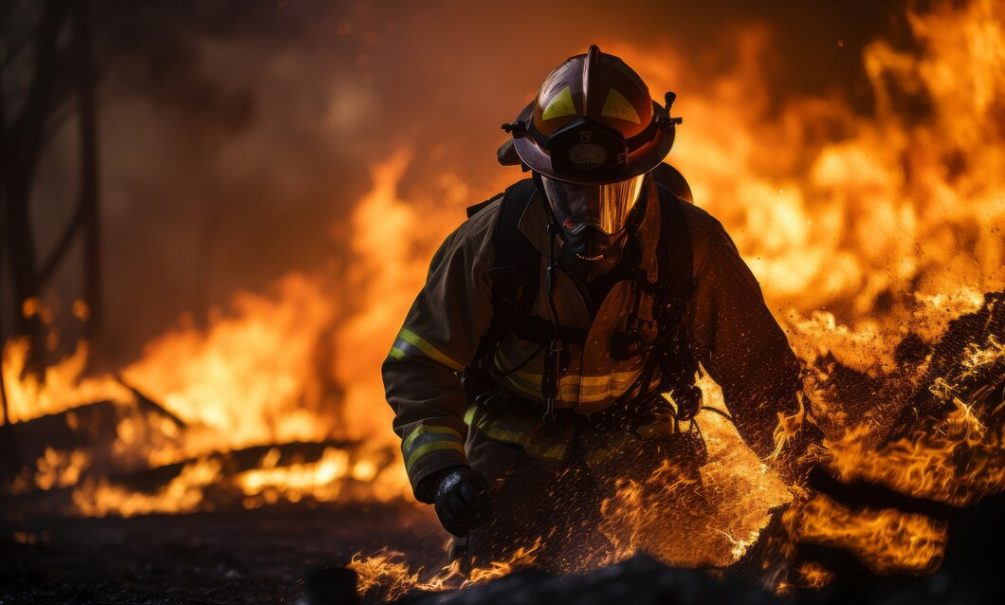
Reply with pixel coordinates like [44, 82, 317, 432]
[541, 174, 646, 235]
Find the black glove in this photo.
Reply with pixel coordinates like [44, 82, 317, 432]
[433, 467, 489, 537]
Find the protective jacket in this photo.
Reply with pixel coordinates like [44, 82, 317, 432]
[382, 177, 802, 498]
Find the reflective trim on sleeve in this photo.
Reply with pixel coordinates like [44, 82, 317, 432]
[464, 402, 571, 462]
[390, 328, 465, 372]
[402, 424, 465, 474]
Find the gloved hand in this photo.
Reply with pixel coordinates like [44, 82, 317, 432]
[433, 467, 489, 537]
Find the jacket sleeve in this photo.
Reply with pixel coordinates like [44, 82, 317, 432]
[381, 201, 498, 501]
[684, 210, 804, 460]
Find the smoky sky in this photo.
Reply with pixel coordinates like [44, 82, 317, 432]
[11, 0, 912, 365]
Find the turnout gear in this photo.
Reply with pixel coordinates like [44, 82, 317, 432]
[432, 467, 489, 538]
[383, 46, 806, 556]
[383, 171, 802, 494]
[458, 419, 708, 570]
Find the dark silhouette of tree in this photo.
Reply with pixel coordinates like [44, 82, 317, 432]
[2, 0, 101, 377]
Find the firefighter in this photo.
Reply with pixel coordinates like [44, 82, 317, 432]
[382, 46, 819, 570]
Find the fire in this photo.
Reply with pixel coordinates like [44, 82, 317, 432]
[2, 270, 412, 515]
[592, 374, 790, 569]
[613, 0, 1004, 321]
[236, 445, 407, 507]
[238, 447, 352, 505]
[72, 458, 223, 518]
[9, 447, 91, 494]
[3, 0, 1005, 598]
[2, 339, 132, 424]
[828, 386, 1005, 508]
[348, 539, 542, 602]
[789, 494, 948, 574]
[121, 273, 337, 460]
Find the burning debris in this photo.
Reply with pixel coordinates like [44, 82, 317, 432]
[2, 276, 412, 518]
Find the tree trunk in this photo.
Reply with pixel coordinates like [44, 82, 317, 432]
[75, 0, 102, 344]
[1, 0, 73, 372]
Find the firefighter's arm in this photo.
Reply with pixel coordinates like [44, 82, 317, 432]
[685, 212, 820, 472]
[381, 204, 496, 502]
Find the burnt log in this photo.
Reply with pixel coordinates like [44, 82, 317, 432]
[2, 438, 386, 520]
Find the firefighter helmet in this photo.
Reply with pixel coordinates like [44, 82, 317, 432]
[505, 45, 681, 186]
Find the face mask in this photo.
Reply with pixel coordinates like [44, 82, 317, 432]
[539, 174, 647, 279]
[541, 174, 646, 235]
[556, 225, 628, 279]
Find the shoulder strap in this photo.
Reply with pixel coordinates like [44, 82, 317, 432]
[652, 184, 701, 421]
[489, 179, 540, 332]
[626, 186, 697, 413]
[463, 180, 540, 398]
[654, 184, 694, 308]
[464, 179, 540, 323]
[491, 179, 540, 283]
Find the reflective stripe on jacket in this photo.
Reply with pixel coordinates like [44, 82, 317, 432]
[382, 177, 801, 497]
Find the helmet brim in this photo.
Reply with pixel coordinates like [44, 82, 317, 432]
[511, 101, 676, 185]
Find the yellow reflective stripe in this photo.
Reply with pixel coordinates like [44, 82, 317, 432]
[463, 405, 479, 425]
[405, 441, 465, 474]
[494, 348, 638, 388]
[402, 424, 463, 454]
[536, 442, 569, 461]
[496, 369, 635, 403]
[388, 346, 407, 361]
[397, 328, 464, 371]
[493, 364, 580, 401]
[600, 88, 642, 124]
[495, 371, 551, 400]
[493, 349, 645, 404]
[580, 372, 640, 387]
[482, 425, 526, 445]
[541, 86, 577, 121]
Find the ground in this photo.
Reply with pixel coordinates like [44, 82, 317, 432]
[1, 502, 441, 605]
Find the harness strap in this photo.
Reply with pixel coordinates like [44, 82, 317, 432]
[463, 177, 699, 422]
[463, 179, 540, 402]
[649, 183, 700, 421]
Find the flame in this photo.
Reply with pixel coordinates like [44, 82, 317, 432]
[828, 390, 1005, 508]
[121, 273, 336, 459]
[797, 561, 835, 589]
[2, 339, 133, 423]
[593, 374, 791, 569]
[9, 448, 91, 494]
[72, 458, 223, 518]
[236, 445, 409, 507]
[789, 494, 948, 574]
[614, 0, 1004, 320]
[3, 269, 411, 514]
[348, 539, 542, 602]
